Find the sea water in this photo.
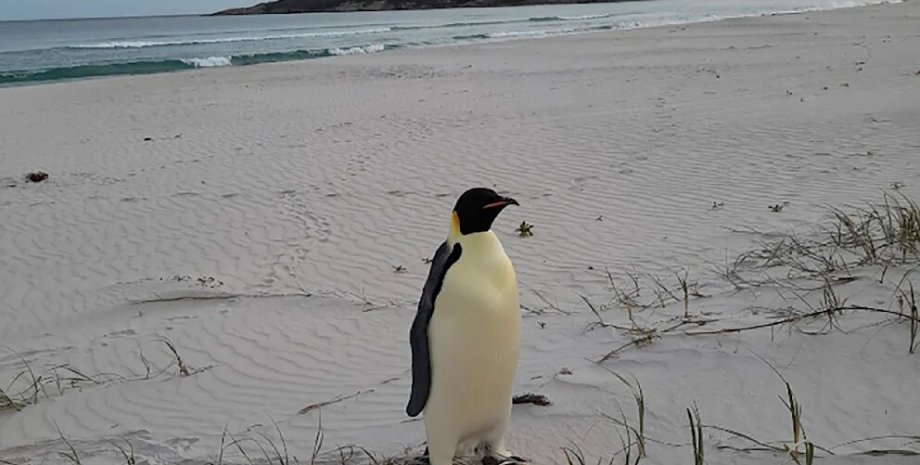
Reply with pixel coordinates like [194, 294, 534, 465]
[0, 0, 893, 85]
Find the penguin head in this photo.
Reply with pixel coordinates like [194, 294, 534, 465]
[452, 187, 519, 235]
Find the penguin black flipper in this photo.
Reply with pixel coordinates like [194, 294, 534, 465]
[407, 241, 462, 417]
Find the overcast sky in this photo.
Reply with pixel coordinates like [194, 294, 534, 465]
[0, 0, 254, 21]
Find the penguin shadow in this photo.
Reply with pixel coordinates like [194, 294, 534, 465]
[410, 447, 528, 465]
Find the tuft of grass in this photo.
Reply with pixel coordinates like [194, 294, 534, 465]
[831, 192, 920, 264]
[2, 346, 50, 409]
[687, 404, 703, 465]
[730, 193, 920, 290]
[1, 345, 191, 414]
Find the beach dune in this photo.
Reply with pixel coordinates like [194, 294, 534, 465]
[1, 2, 919, 464]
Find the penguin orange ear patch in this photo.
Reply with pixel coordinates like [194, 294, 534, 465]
[451, 211, 461, 235]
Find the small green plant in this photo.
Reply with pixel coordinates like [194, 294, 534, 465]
[515, 221, 534, 237]
[687, 404, 704, 465]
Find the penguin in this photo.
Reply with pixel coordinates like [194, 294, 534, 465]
[407, 187, 522, 465]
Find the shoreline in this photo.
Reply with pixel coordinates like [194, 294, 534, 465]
[0, 0, 901, 89]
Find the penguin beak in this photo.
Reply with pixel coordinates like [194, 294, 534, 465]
[482, 197, 519, 210]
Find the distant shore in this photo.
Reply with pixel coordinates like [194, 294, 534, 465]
[212, 0, 642, 15]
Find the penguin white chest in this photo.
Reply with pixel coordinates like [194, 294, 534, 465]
[425, 231, 521, 454]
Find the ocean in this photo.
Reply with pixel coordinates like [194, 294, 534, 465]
[0, 0, 891, 85]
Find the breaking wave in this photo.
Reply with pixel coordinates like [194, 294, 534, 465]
[0, 45, 391, 84]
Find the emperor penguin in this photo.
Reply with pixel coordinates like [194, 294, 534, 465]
[407, 187, 522, 465]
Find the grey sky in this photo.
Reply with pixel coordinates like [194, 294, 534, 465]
[0, 0, 253, 21]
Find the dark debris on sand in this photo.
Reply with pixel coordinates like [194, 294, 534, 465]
[512, 393, 551, 406]
[25, 171, 49, 183]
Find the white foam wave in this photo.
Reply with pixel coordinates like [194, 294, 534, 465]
[70, 28, 391, 49]
[328, 44, 386, 56]
[487, 28, 579, 39]
[180, 56, 233, 68]
[556, 13, 618, 21]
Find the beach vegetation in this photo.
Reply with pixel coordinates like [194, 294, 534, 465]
[687, 404, 703, 465]
[515, 221, 534, 237]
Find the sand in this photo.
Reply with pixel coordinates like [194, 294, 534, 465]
[2, 2, 920, 464]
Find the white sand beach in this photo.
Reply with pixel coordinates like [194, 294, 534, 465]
[2, 1, 920, 464]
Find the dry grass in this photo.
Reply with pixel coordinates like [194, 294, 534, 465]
[687, 404, 703, 465]
[733, 193, 920, 286]
[599, 369, 646, 461]
[0, 339, 202, 413]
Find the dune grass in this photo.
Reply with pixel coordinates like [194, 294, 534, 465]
[733, 192, 920, 284]
[687, 404, 703, 465]
[0, 387, 25, 412]
[896, 280, 919, 353]
[6, 195, 920, 464]
[0, 339, 200, 414]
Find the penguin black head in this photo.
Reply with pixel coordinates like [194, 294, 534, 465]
[452, 187, 519, 235]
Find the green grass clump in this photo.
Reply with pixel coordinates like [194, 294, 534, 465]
[831, 192, 920, 264]
[515, 221, 534, 237]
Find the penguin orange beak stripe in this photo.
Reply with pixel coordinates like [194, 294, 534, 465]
[481, 197, 519, 209]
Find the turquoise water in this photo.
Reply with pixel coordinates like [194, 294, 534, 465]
[0, 0, 888, 85]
